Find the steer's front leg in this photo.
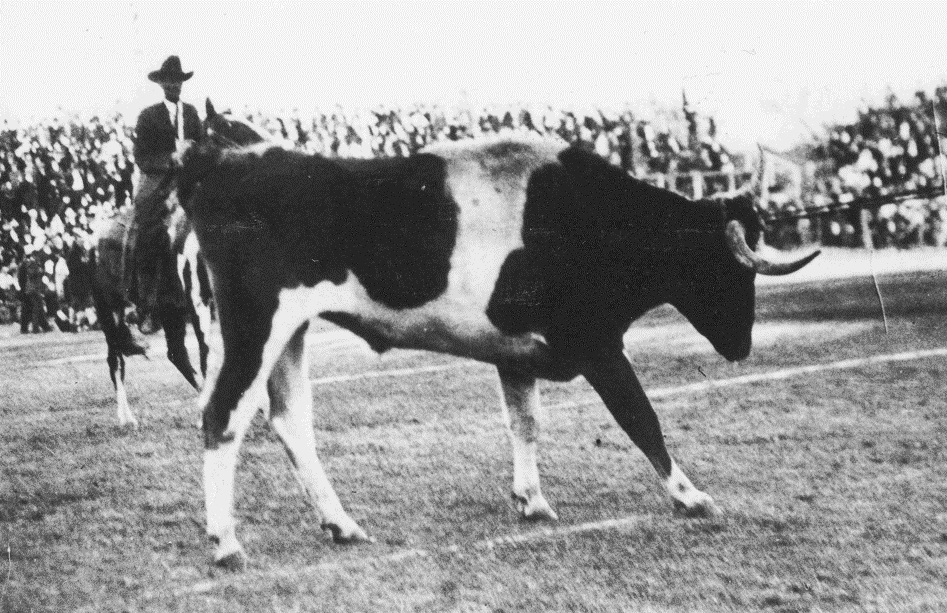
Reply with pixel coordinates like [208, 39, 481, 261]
[579, 350, 719, 517]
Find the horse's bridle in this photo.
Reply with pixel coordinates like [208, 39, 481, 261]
[206, 126, 243, 149]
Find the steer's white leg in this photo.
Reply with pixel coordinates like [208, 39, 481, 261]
[663, 459, 720, 517]
[497, 368, 557, 521]
[268, 325, 369, 544]
[203, 389, 260, 569]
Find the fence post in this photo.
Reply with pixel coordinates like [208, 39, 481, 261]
[760, 156, 770, 210]
[727, 169, 736, 193]
[691, 171, 703, 199]
[859, 208, 873, 249]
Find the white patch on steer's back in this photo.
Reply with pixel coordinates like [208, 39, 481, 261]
[434, 137, 566, 311]
[282, 138, 569, 365]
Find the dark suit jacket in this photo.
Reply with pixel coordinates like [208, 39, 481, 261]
[133, 101, 203, 174]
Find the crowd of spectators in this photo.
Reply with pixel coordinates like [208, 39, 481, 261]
[1, 113, 134, 328]
[0, 97, 736, 328]
[804, 87, 947, 248]
[2, 88, 944, 328]
[240, 93, 734, 178]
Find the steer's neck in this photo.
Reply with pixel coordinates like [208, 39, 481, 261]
[615, 184, 727, 262]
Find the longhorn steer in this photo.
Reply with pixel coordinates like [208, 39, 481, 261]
[177, 131, 818, 567]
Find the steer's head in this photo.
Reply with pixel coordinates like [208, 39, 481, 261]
[672, 194, 819, 362]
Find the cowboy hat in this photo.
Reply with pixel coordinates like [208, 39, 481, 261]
[148, 56, 193, 84]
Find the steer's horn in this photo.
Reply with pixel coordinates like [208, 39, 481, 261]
[725, 220, 820, 275]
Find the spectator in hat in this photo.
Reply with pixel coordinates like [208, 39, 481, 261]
[18, 243, 50, 333]
[125, 55, 202, 303]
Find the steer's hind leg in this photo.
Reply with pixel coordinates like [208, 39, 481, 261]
[580, 351, 719, 517]
[267, 323, 369, 544]
[497, 368, 557, 521]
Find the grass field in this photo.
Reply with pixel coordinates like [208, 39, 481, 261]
[2, 249, 947, 612]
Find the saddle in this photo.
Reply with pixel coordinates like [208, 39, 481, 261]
[122, 172, 176, 300]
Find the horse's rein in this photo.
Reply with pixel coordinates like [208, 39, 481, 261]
[206, 127, 242, 149]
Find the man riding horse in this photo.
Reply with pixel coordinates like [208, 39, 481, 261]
[88, 55, 210, 428]
[125, 55, 203, 327]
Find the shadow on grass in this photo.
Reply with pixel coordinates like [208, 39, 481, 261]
[758, 270, 947, 323]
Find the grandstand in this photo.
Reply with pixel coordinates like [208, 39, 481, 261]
[2, 89, 946, 326]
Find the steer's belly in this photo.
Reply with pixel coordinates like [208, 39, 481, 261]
[286, 271, 568, 377]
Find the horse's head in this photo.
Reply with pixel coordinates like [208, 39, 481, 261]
[204, 98, 269, 148]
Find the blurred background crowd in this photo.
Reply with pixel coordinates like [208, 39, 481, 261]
[1, 87, 945, 329]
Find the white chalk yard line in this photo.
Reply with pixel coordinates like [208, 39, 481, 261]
[543, 347, 947, 412]
[179, 514, 652, 594]
[20, 336, 364, 368]
[12, 346, 947, 423]
[18, 326, 364, 368]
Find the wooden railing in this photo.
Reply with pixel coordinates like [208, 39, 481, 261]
[634, 168, 756, 200]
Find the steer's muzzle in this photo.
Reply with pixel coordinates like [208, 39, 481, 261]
[719, 334, 752, 362]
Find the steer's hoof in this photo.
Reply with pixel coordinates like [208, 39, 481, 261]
[514, 493, 559, 522]
[214, 549, 247, 572]
[322, 522, 373, 545]
[673, 495, 721, 518]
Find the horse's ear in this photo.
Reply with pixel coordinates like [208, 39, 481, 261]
[206, 98, 217, 118]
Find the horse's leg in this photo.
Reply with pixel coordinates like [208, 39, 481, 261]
[93, 278, 138, 428]
[161, 301, 199, 389]
[183, 238, 213, 379]
[183, 272, 211, 381]
[111, 349, 136, 428]
[189, 297, 211, 380]
[102, 312, 137, 428]
[267, 322, 369, 544]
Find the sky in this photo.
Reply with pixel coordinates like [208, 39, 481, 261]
[1, 0, 946, 152]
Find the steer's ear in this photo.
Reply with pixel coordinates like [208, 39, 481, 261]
[206, 98, 217, 119]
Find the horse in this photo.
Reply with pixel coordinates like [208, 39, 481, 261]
[87, 100, 270, 427]
[89, 181, 212, 428]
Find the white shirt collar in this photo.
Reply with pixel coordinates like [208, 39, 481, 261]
[163, 99, 179, 118]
